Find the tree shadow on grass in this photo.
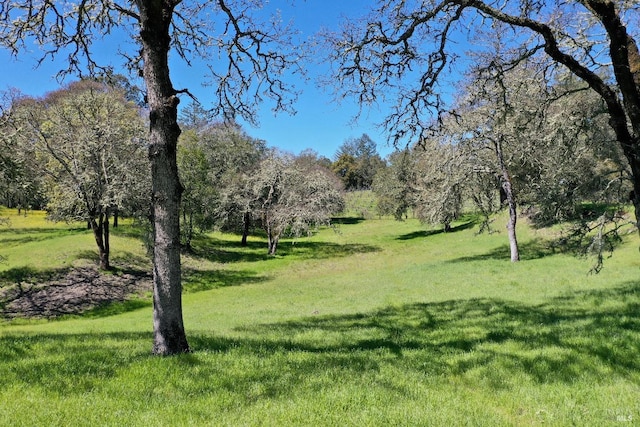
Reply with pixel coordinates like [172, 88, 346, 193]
[0, 331, 153, 395]
[75, 250, 151, 271]
[187, 233, 381, 263]
[197, 280, 640, 387]
[0, 282, 638, 421]
[0, 265, 151, 319]
[275, 240, 381, 260]
[182, 268, 270, 293]
[0, 265, 63, 286]
[188, 236, 271, 263]
[447, 237, 561, 262]
[331, 217, 366, 225]
[0, 227, 88, 247]
[396, 221, 476, 241]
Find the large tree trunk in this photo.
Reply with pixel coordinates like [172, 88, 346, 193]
[138, 0, 189, 355]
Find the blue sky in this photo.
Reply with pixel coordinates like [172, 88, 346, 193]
[0, 1, 395, 160]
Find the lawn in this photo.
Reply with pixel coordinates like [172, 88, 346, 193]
[0, 204, 639, 426]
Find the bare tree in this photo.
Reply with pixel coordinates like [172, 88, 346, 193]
[328, 0, 640, 233]
[0, 1, 302, 355]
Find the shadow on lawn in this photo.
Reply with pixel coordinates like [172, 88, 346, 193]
[275, 240, 380, 260]
[182, 267, 270, 293]
[200, 280, 640, 386]
[397, 221, 476, 241]
[0, 264, 152, 319]
[188, 233, 380, 263]
[0, 227, 88, 247]
[1, 282, 638, 400]
[448, 237, 561, 262]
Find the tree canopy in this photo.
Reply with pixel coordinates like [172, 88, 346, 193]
[246, 151, 345, 255]
[7, 80, 148, 270]
[328, 0, 640, 235]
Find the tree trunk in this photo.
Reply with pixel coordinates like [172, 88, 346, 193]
[103, 211, 110, 269]
[241, 211, 251, 246]
[502, 176, 519, 262]
[268, 233, 279, 255]
[494, 138, 519, 262]
[138, 0, 189, 355]
[182, 210, 193, 253]
[89, 212, 110, 270]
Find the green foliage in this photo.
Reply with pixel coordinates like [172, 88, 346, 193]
[177, 118, 267, 249]
[332, 134, 385, 191]
[341, 190, 378, 219]
[6, 80, 149, 269]
[372, 149, 416, 220]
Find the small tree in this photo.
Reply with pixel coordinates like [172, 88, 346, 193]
[412, 141, 467, 233]
[11, 80, 148, 270]
[372, 149, 417, 220]
[248, 151, 345, 255]
[0, 89, 46, 211]
[178, 119, 267, 248]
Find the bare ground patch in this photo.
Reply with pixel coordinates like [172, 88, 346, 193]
[0, 266, 152, 319]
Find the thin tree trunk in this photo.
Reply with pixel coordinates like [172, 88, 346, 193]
[268, 234, 279, 256]
[494, 138, 519, 262]
[138, 0, 189, 355]
[502, 176, 519, 262]
[89, 212, 110, 270]
[241, 211, 250, 246]
[103, 211, 110, 269]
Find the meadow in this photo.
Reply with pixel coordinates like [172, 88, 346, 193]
[0, 202, 639, 426]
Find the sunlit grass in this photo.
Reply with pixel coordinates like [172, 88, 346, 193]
[1, 203, 639, 425]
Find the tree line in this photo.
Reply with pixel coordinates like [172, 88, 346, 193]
[0, 81, 365, 263]
[1, 72, 630, 269]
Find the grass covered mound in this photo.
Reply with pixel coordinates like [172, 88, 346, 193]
[0, 204, 639, 425]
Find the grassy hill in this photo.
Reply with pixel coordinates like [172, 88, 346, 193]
[0, 204, 639, 425]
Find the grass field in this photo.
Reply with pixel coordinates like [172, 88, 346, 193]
[0, 203, 639, 426]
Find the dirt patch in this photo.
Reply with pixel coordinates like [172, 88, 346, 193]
[0, 266, 152, 319]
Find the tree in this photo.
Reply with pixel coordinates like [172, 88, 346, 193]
[511, 73, 628, 226]
[413, 140, 467, 233]
[332, 134, 385, 190]
[177, 129, 216, 252]
[247, 151, 345, 255]
[10, 81, 148, 270]
[0, 1, 301, 354]
[177, 118, 266, 250]
[372, 149, 417, 220]
[329, 0, 640, 237]
[0, 89, 46, 211]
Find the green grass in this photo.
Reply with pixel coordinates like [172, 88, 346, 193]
[1, 204, 639, 425]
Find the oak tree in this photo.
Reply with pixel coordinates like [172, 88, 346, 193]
[247, 151, 345, 255]
[9, 81, 148, 270]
